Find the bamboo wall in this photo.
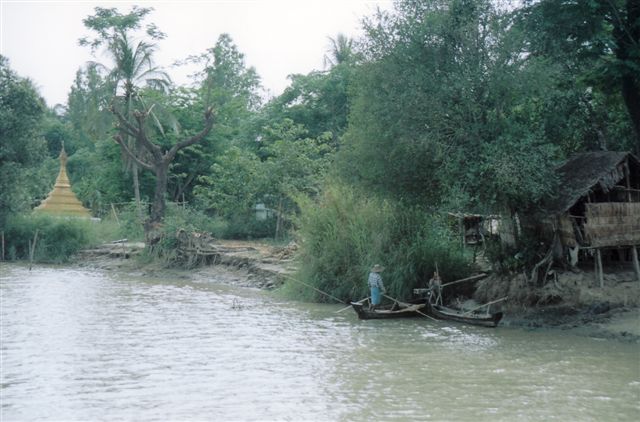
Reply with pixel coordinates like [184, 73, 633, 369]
[558, 215, 577, 247]
[585, 203, 640, 247]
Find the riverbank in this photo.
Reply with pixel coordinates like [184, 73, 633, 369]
[74, 239, 296, 290]
[480, 270, 640, 343]
[72, 239, 639, 342]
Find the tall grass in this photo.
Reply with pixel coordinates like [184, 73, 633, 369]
[289, 183, 472, 302]
[1, 214, 121, 263]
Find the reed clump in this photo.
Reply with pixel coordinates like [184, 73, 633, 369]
[290, 184, 472, 303]
[1, 214, 117, 263]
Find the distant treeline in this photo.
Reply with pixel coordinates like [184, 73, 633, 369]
[1, 1, 637, 300]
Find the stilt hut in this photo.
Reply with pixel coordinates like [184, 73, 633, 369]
[34, 145, 92, 218]
[547, 151, 640, 284]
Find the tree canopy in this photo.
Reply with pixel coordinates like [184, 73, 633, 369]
[0, 56, 51, 228]
[3, 1, 637, 291]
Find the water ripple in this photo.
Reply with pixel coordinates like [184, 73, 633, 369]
[1, 264, 639, 421]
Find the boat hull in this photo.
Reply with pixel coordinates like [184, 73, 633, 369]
[428, 304, 503, 327]
[350, 302, 428, 320]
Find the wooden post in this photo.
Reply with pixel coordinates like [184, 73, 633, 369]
[275, 198, 283, 240]
[459, 215, 465, 249]
[624, 159, 632, 202]
[596, 248, 604, 288]
[111, 203, 120, 225]
[1, 230, 4, 261]
[29, 229, 39, 271]
[632, 245, 640, 283]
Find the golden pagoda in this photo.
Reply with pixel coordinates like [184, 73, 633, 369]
[34, 144, 92, 218]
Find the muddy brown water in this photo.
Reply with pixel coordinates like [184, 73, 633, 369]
[1, 264, 639, 421]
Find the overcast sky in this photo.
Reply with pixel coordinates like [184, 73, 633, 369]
[1, 0, 392, 107]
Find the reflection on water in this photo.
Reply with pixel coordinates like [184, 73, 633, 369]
[1, 264, 639, 421]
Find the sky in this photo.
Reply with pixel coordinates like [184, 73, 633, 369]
[0, 0, 392, 107]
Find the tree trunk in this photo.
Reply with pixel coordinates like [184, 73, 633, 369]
[145, 163, 169, 246]
[132, 163, 143, 222]
[110, 105, 214, 246]
[173, 173, 196, 202]
[500, 208, 517, 248]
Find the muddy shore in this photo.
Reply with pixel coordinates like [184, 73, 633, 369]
[73, 240, 639, 343]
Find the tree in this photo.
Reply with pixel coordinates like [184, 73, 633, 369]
[337, 0, 560, 214]
[169, 34, 262, 204]
[66, 63, 116, 146]
[323, 33, 356, 68]
[259, 35, 355, 149]
[194, 118, 334, 238]
[111, 104, 214, 243]
[520, 0, 640, 151]
[0, 56, 51, 227]
[80, 6, 171, 217]
[260, 120, 335, 237]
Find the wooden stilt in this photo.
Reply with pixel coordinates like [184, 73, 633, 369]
[596, 248, 604, 288]
[632, 245, 640, 283]
[594, 249, 598, 285]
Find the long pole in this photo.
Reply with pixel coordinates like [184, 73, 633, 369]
[441, 273, 487, 288]
[461, 296, 508, 315]
[383, 294, 438, 322]
[335, 297, 370, 313]
[280, 273, 346, 304]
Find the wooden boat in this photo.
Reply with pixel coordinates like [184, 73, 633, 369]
[426, 303, 503, 328]
[350, 300, 428, 320]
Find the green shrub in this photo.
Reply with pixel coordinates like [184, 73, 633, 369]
[484, 227, 554, 277]
[2, 214, 95, 263]
[114, 203, 146, 242]
[222, 213, 277, 240]
[289, 183, 472, 303]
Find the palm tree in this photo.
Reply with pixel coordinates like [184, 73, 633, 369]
[324, 33, 355, 69]
[107, 31, 170, 219]
[80, 7, 170, 220]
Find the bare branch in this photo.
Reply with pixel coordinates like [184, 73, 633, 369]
[115, 123, 137, 139]
[110, 104, 140, 136]
[166, 107, 215, 161]
[133, 109, 164, 160]
[113, 134, 154, 171]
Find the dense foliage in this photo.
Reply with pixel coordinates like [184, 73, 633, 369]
[291, 183, 472, 302]
[2, 214, 119, 263]
[1, 1, 637, 300]
[0, 56, 53, 228]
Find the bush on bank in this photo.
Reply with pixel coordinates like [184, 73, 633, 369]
[139, 203, 228, 265]
[289, 183, 473, 303]
[1, 214, 117, 263]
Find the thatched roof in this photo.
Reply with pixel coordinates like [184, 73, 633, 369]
[549, 151, 639, 214]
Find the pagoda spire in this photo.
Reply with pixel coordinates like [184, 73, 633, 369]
[34, 143, 92, 218]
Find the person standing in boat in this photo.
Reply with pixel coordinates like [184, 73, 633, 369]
[428, 271, 443, 305]
[368, 264, 386, 310]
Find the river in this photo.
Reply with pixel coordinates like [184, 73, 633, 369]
[1, 264, 639, 421]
